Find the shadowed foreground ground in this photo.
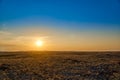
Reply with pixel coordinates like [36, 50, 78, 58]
[0, 51, 120, 80]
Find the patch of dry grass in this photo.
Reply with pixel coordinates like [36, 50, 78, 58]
[0, 51, 120, 80]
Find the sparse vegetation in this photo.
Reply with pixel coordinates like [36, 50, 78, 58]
[0, 51, 120, 80]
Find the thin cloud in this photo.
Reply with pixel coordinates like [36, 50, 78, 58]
[0, 30, 12, 35]
[0, 30, 49, 51]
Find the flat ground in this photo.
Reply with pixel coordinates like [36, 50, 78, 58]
[0, 51, 120, 80]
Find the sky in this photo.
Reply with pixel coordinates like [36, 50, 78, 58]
[0, 0, 120, 51]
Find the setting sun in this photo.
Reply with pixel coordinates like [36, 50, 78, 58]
[35, 40, 43, 47]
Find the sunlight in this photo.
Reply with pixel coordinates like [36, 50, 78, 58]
[35, 40, 43, 47]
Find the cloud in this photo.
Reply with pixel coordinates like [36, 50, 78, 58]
[0, 30, 48, 40]
[0, 43, 20, 47]
[15, 36, 48, 40]
[0, 30, 48, 51]
[0, 30, 12, 35]
[0, 30, 13, 41]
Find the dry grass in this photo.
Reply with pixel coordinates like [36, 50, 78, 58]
[0, 51, 120, 80]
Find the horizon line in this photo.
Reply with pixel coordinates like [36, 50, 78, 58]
[0, 50, 120, 53]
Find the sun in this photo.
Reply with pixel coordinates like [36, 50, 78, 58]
[35, 40, 43, 47]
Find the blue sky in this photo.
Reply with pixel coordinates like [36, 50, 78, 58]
[0, 0, 120, 51]
[1, 0, 120, 24]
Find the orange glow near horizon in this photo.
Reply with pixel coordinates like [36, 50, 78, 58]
[0, 28, 120, 51]
[35, 40, 43, 47]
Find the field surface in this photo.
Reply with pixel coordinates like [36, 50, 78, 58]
[0, 51, 120, 80]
